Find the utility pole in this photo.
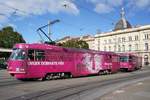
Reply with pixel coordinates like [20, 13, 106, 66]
[37, 19, 60, 43]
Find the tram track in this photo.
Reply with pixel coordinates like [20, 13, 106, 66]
[0, 71, 126, 87]
[9, 70, 150, 100]
[0, 80, 25, 87]
[0, 79, 39, 87]
[0, 77, 12, 80]
[0, 72, 136, 87]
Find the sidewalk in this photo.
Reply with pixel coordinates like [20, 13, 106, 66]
[142, 65, 150, 70]
[100, 78, 150, 100]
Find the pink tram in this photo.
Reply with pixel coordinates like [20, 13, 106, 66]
[119, 53, 142, 71]
[7, 43, 120, 80]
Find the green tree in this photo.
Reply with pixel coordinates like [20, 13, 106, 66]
[61, 40, 89, 49]
[0, 26, 25, 48]
[77, 40, 89, 49]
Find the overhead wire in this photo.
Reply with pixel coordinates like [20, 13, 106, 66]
[75, 0, 115, 24]
[61, 0, 115, 33]
[0, 3, 28, 15]
[61, 3, 99, 32]
[0, 3, 29, 28]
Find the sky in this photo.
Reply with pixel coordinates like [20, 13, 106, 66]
[0, 0, 150, 43]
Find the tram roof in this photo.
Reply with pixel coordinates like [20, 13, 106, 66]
[14, 43, 116, 54]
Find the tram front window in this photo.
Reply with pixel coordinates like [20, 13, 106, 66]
[9, 48, 26, 60]
[120, 56, 128, 62]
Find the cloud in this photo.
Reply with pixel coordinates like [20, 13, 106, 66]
[106, 0, 123, 7]
[124, 0, 150, 17]
[87, 0, 150, 14]
[135, 0, 150, 8]
[126, 0, 150, 9]
[0, 0, 79, 22]
[7, 23, 17, 28]
[0, 15, 8, 22]
[94, 3, 114, 14]
[87, 0, 123, 14]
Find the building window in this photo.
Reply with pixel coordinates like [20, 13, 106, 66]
[113, 38, 116, 43]
[135, 44, 138, 51]
[109, 39, 111, 44]
[144, 55, 149, 65]
[104, 40, 107, 44]
[135, 35, 138, 41]
[129, 36, 132, 41]
[122, 45, 125, 52]
[145, 43, 149, 51]
[129, 44, 132, 51]
[118, 37, 121, 42]
[98, 40, 100, 50]
[98, 46, 100, 51]
[109, 46, 111, 51]
[122, 37, 125, 42]
[144, 34, 149, 40]
[104, 46, 106, 51]
[114, 45, 116, 52]
[118, 45, 121, 52]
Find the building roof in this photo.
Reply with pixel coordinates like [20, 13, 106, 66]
[114, 19, 132, 31]
[114, 8, 132, 31]
[95, 25, 150, 38]
[0, 48, 12, 52]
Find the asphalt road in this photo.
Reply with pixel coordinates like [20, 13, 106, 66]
[0, 67, 150, 100]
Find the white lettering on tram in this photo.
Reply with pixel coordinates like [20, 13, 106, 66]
[104, 63, 112, 66]
[28, 61, 64, 66]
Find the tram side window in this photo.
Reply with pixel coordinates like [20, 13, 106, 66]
[28, 50, 45, 61]
[35, 50, 45, 61]
[109, 55, 112, 59]
[28, 50, 34, 60]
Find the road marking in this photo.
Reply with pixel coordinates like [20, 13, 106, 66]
[113, 89, 125, 94]
[135, 82, 143, 86]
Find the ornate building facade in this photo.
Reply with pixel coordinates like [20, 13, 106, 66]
[95, 25, 150, 65]
[95, 8, 150, 66]
[57, 8, 150, 66]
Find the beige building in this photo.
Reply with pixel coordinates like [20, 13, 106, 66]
[94, 8, 150, 66]
[57, 8, 150, 66]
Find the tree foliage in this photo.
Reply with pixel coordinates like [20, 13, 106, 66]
[61, 40, 89, 49]
[0, 26, 25, 48]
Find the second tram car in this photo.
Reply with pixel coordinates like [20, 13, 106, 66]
[119, 53, 142, 71]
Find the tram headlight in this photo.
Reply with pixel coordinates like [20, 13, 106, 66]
[16, 67, 19, 72]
